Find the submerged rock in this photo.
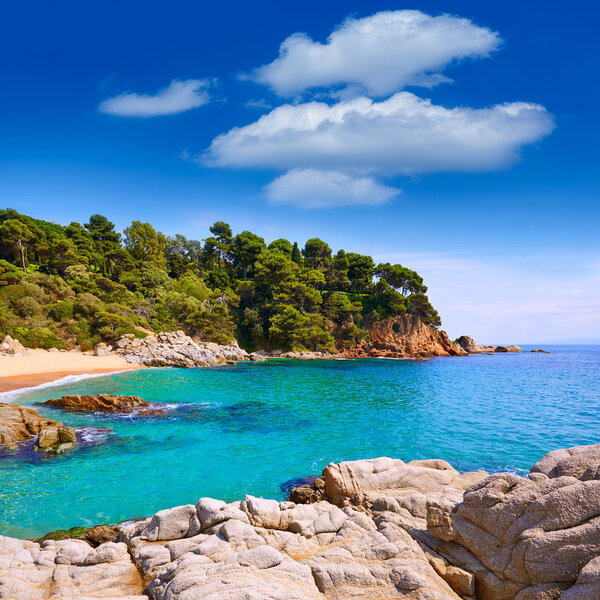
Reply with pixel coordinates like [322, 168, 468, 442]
[42, 393, 165, 415]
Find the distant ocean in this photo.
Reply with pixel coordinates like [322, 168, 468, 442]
[1, 345, 599, 538]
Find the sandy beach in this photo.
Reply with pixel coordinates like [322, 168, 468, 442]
[0, 350, 143, 393]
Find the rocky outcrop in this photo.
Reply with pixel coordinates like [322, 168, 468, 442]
[0, 536, 146, 600]
[456, 336, 523, 354]
[2, 443, 599, 599]
[118, 486, 464, 600]
[455, 336, 479, 353]
[94, 341, 112, 356]
[36, 426, 77, 450]
[0, 402, 76, 452]
[494, 345, 523, 353]
[255, 349, 332, 360]
[321, 456, 488, 508]
[114, 330, 265, 367]
[0, 334, 29, 356]
[42, 394, 164, 415]
[341, 314, 467, 359]
[295, 447, 600, 599]
[530, 442, 600, 479]
[415, 443, 600, 600]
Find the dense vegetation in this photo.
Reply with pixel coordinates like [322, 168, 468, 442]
[0, 208, 440, 352]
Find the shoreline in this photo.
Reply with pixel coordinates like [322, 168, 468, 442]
[0, 345, 537, 395]
[1, 442, 597, 598]
[0, 349, 143, 394]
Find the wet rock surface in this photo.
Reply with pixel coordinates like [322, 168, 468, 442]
[2, 443, 599, 599]
[34, 524, 121, 547]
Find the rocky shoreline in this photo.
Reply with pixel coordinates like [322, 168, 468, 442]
[1, 442, 599, 599]
[88, 319, 528, 368]
[2, 314, 532, 373]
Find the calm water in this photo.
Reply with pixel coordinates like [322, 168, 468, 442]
[1, 346, 599, 538]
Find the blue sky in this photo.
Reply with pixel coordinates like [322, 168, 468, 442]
[1, 0, 598, 343]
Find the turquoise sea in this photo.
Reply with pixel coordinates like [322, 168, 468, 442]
[1, 345, 599, 539]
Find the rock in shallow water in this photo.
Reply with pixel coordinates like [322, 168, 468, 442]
[42, 393, 165, 415]
[494, 345, 523, 353]
[36, 425, 77, 452]
[0, 402, 77, 452]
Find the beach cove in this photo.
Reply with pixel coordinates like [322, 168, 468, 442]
[0, 348, 142, 393]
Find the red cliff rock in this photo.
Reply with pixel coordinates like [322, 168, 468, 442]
[340, 314, 466, 359]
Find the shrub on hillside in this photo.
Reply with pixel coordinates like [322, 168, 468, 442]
[14, 297, 41, 317]
[63, 265, 92, 281]
[73, 293, 104, 317]
[0, 260, 24, 285]
[48, 301, 74, 321]
[13, 326, 68, 350]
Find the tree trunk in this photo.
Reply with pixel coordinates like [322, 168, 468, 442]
[17, 239, 27, 273]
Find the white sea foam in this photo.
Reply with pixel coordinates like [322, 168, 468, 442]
[77, 427, 114, 444]
[0, 370, 136, 403]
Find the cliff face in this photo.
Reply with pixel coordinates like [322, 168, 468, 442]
[339, 314, 466, 359]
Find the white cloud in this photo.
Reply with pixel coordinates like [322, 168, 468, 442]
[252, 10, 501, 97]
[264, 169, 400, 208]
[204, 92, 554, 175]
[99, 79, 212, 117]
[245, 98, 273, 110]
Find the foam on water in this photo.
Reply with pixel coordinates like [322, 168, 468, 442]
[0, 370, 138, 403]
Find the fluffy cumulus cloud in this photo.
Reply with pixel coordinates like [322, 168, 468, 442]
[263, 169, 400, 208]
[99, 79, 212, 117]
[200, 9, 554, 209]
[251, 10, 501, 97]
[204, 92, 554, 175]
